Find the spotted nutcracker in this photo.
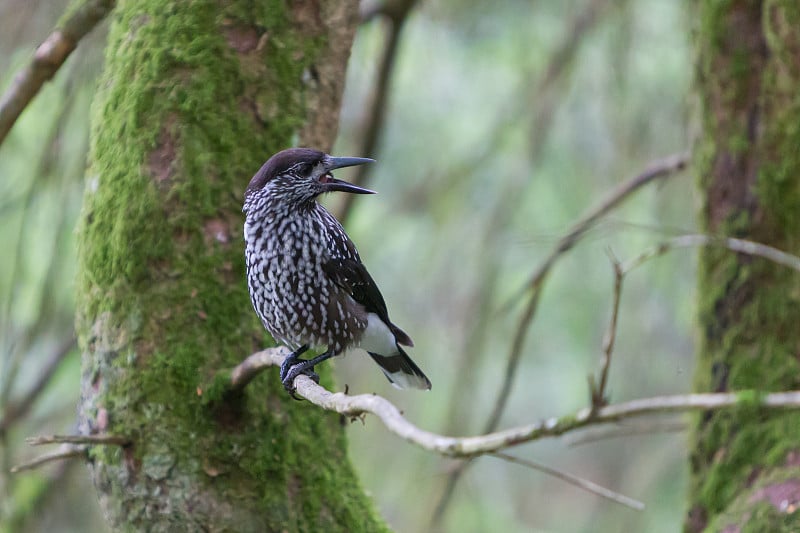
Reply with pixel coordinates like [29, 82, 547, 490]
[243, 148, 431, 393]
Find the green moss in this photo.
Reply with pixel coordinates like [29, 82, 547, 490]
[692, 249, 800, 515]
[76, 0, 387, 530]
[759, 69, 800, 239]
[741, 504, 800, 533]
[706, 468, 800, 532]
[689, 2, 800, 529]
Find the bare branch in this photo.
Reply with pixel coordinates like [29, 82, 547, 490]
[236, 349, 800, 458]
[568, 420, 686, 446]
[10, 444, 85, 473]
[0, 0, 115, 147]
[490, 452, 645, 511]
[507, 151, 690, 312]
[487, 151, 689, 443]
[27, 434, 130, 447]
[589, 252, 623, 409]
[620, 234, 800, 275]
[428, 4, 626, 510]
[429, 20, 688, 516]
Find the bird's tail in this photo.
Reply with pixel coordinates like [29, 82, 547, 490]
[368, 345, 431, 390]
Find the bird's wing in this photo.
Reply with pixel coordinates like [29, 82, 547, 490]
[322, 256, 414, 347]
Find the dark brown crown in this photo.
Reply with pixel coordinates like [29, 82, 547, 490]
[245, 147, 325, 197]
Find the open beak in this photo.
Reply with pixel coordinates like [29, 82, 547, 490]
[322, 156, 377, 194]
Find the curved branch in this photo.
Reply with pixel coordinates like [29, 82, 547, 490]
[621, 234, 800, 274]
[589, 250, 623, 409]
[12, 433, 128, 473]
[487, 151, 689, 433]
[506, 151, 690, 311]
[567, 420, 686, 446]
[0, 0, 115, 147]
[26, 434, 130, 446]
[490, 452, 645, 510]
[232, 348, 800, 457]
[429, 5, 672, 523]
[10, 445, 86, 473]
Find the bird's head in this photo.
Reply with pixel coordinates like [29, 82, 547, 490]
[244, 148, 375, 213]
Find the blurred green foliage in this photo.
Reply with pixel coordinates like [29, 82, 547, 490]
[0, 1, 106, 531]
[0, 1, 694, 532]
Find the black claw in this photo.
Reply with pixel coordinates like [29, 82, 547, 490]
[279, 347, 333, 397]
[279, 345, 311, 394]
[279, 356, 298, 384]
[286, 370, 319, 401]
[281, 359, 320, 397]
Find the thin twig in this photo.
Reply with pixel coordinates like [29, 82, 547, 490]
[589, 252, 623, 409]
[236, 348, 800, 457]
[10, 444, 85, 473]
[485, 152, 689, 447]
[568, 420, 687, 446]
[620, 234, 800, 275]
[26, 434, 130, 447]
[506, 151, 690, 313]
[0, 0, 115, 147]
[490, 451, 645, 511]
[434, 0, 614, 450]
[586, 233, 800, 410]
[424, 71, 688, 529]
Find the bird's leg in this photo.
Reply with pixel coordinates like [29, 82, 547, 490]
[280, 347, 337, 395]
[279, 344, 310, 384]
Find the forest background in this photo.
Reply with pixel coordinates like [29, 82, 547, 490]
[1, 1, 726, 531]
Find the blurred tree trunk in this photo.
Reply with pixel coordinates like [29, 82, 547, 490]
[688, 2, 800, 532]
[75, 1, 390, 530]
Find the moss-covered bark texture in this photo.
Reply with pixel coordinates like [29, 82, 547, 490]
[76, 1, 390, 531]
[688, 2, 800, 532]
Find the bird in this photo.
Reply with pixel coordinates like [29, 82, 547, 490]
[243, 147, 431, 394]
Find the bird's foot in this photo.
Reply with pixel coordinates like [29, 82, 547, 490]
[278, 345, 311, 398]
[279, 348, 336, 399]
[280, 357, 320, 399]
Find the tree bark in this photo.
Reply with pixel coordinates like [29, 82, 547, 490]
[75, 1, 389, 530]
[688, 2, 800, 531]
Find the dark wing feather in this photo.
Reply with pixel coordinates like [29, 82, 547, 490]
[322, 257, 414, 347]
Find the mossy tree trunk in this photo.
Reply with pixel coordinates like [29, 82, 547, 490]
[687, 2, 800, 531]
[76, 1, 390, 530]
